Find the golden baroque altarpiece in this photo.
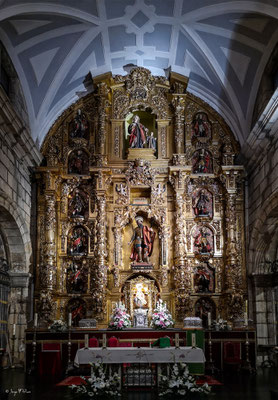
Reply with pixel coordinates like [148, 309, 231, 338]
[35, 68, 245, 328]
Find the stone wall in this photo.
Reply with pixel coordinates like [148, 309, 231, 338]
[244, 88, 278, 353]
[0, 85, 41, 365]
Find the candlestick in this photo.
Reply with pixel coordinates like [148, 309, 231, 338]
[34, 313, 38, 328]
[102, 333, 107, 348]
[191, 333, 196, 347]
[208, 312, 211, 328]
[245, 300, 248, 313]
[12, 324, 16, 336]
[68, 313, 72, 327]
[175, 333, 179, 348]
[85, 334, 89, 348]
[244, 312, 248, 327]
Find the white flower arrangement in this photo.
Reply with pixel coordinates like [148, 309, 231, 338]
[70, 362, 120, 399]
[151, 299, 174, 330]
[48, 319, 67, 332]
[159, 363, 211, 399]
[109, 302, 131, 330]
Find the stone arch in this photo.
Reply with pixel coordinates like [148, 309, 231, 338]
[0, 190, 30, 271]
[249, 191, 278, 275]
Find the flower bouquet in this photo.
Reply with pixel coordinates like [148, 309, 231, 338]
[151, 299, 174, 329]
[159, 363, 211, 399]
[108, 302, 131, 330]
[48, 319, 67, 332]
[70, 362, 120, 399]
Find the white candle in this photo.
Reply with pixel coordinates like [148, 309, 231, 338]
[12, 324, 16, 336]
[191, 333, 196, 347]
[85, 334, 89, 348]
[175, 333, 179, 348]
[34, 313, 38, 327]
[103, 333, 107, 348]
[244, 312, 248, 327]
[68, 313, 72, 327]
[208, 312, 211, 327]
[245, 300, 248, 313]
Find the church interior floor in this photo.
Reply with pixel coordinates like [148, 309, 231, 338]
[0, 367, 278, 400]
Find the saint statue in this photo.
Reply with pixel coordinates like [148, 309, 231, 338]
[69, 191, 86, 218]
[128, 115, 147, 148]
[70, 109, 89, 139]
[129, 216, 156, 263]
[194, 227, 212, 254]
[146, 131, 157, 151]
[193, 189, 210, 216]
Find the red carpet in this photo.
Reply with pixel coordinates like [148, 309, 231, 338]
[57, 375, 222, 386]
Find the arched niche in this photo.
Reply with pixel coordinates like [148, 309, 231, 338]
[192, 149, 213, 174]
[68, 188, 89, 220]
[122, 213, 159, 270]
[192, 188, 213, 218]
[191, 112, 212, 141]
[195, 297, 216, 328]
[67, 225, 89, 256]
[66, 298, 87, 327]
[68, 149, 89, 175]
[68, 109, 90, 141]
[124, 110, 157, 155]
[121, 274, 160, 327]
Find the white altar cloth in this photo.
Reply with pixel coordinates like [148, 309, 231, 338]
[74, 346, 205, 366]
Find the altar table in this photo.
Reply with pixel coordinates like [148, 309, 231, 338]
[74, 346, 205, 366]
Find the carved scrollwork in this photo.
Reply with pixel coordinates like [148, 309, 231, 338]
[125, 159, 154, 186]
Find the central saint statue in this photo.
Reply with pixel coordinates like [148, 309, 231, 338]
[129, 216, 156, 263]
[128, 115, 147, 148]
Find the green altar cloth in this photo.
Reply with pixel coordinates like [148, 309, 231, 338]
[151, 337, 171, 348]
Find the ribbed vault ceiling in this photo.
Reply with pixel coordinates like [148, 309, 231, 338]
[0, 0, 277, 146]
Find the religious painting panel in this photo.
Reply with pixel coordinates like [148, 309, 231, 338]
[192, 225, 214, 255]
[191, 112, 211, 140]
[192, 149, 213, 174]
[68, 109, 89, 141]
[66, 260, 88, 294]
[68, 188, 89, 219]
[194, 262, 215, 293]
[195, 297, 216, 328]
[66, 298, 86, 327]
[192, 188, 213, 218]
[67, 225, 88, 256]
[68, 149, 89, 175]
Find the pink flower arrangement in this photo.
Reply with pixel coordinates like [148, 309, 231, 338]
[109, 302, 131, 330]
[151, 299, 174, 330]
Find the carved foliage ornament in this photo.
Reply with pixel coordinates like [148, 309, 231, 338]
[125, 159, 154, 186]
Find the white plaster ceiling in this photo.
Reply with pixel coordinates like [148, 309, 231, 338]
[0, 0, 277, 146]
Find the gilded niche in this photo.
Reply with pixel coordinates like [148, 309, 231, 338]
[36, 67, 245, 328]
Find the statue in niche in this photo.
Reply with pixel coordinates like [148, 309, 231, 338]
[129, 216, 156, 264]
[146, 131, 157, 151]
[194, 263, 215, 293]
[68, 149, 89, 175]
[133, 282, 149, 328]
[69, 109, 89, 140]
[66, 261, 87, 293]
[195, 297, 216, 328]
[67, 298, 86, 327]
[192, 189, 212, 217]
[128, 115, 147, 148]
[192, 113, 211, 139]
[192, 149, 213, 174]
[193, 227, 213, 255]
[68, 190, 87, 219]
[68, 226, 88, 255]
